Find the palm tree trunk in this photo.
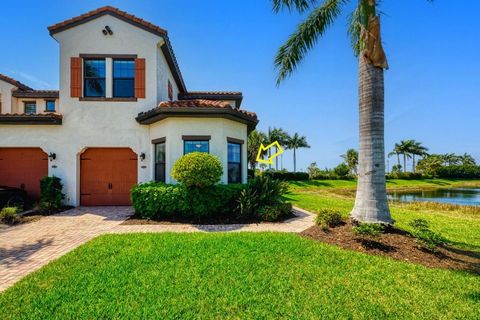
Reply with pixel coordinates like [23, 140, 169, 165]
[351, 55, 392, 224]
[396, 153, 400, 167]
[403, 154, 407, 173]
[293, 148, 297, 172]
[412, 154, 416, 172]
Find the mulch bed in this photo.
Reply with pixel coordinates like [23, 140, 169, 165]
[122, 212, 297, 226]
[301, 219, 480, 274]
[0, 206, 74, 228]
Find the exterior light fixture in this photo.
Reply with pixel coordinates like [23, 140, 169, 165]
[48, 152, 56, 161]
[140, 153, 146, 161]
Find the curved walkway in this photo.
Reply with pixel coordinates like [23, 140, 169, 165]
[0, 206, 314, 292]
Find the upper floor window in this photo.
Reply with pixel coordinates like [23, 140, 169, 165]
[84, 59, 106, 97]
[113, 59, 135, 98]
[24, 101, 36, 114]
[45, 100, 55, 112]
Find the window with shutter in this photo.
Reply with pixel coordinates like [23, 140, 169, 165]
[70, 57, 82, 97]
[134, 58, 146, 98]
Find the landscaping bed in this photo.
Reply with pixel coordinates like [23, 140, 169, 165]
[122, 210, 297, 225]
[301, 219, 480, 274]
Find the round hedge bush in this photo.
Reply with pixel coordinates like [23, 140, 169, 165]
[171, 152, 223, 188]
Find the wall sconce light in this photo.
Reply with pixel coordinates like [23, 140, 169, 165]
[48, 152, 56, 161]
[140, 153, 146, 161]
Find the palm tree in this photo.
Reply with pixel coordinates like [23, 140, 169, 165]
[286, 133, 310, 172]
[247, 130, 267, 169]
[409, 140, 429, 172]
[271, 0, 434, 223]
[388, 142, 402, 171]
[396, 140, 414, 173]
[341, 148, 358, 175]
[267, 127, 290, 170]
[442, 153, 461, 166]
[459, 153, 476, 166]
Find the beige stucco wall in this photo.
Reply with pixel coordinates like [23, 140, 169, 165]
[0, 81, 16, 114]
[149, 117, 248, 184]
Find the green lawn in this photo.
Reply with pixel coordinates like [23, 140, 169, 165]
[1, 179, 479, 319]
[287, 179, 480, 251]
[0, 233, 479, 319]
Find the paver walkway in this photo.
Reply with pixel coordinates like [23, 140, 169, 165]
[0, 206, 314, 292]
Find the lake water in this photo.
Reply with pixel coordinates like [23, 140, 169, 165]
[388, 188, 480, 206]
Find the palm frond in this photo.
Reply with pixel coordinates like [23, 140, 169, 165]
[347, 6, 361, 57]
[272, 0, 318, 13]
[274, 0, 348, 85]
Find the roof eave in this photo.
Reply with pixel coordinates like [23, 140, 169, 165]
[136, 107, 258, 132]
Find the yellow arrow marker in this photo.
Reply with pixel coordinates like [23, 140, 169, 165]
[256, 141, 284, 164]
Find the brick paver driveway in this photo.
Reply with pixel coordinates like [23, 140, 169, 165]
[0, 206, 314, 292]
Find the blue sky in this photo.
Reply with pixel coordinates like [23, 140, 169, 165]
[1, 0, 479, 171]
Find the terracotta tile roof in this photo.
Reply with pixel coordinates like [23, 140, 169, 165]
[185, 91, 242, 96]
[0, 74, 32, 91]
[0, 113, 62, 125]
[48, 6, 167, 36]
[157, 99, 256, 119]
[12, 90, 59, 98]
[136, 99, 258, 132]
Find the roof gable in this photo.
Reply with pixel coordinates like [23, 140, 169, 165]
[48, 6, 187, 93]
[0, 74, 32, 91]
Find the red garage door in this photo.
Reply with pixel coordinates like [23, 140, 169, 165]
[80, 148, 138, 206]
[0, 148, 48, 200]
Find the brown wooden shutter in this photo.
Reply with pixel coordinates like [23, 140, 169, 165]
[70, 57, 82, 98]
[134, 58, 146, 98]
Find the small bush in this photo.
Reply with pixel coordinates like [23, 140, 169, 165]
[257, 203, 292, 222]
[39, 176, 65, 213]
[409, 219, 446, 251]
[236, 175, 289, 220]
[353, 223, 385, 238]
[171, 152, 223, 188]
[0, 207, 19, 224]
[131, 182, 244, 219]
[264, 170, 309, 181]
[315, 209, 344, 230]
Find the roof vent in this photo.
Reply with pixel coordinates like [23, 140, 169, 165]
[102, 25, 113, 35]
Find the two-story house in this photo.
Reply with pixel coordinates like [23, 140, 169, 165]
[0, 6, 258, 206]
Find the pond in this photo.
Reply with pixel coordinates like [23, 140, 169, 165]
[388, 188, 480, 206]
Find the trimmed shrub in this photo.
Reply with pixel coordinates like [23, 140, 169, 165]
[131, 182, 244, 219]
[436, 165, 480, 179]
[264, 170, 309, 181]
[39, 176, 65, 213]
[409, 219, 446, 251]
[171, 152, 223, 188]
[257, 203, 292, 222]
[315, 209, 344, 230]
[333, 163, 350, 178]
[353, 223, 384, 238]
[0, 207, 19, 224]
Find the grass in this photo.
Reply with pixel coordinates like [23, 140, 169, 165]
[287, 179, 480, 250]
[0, 233, 479, 319]
[1, 179, 479, 318]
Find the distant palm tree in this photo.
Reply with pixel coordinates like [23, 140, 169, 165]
[286, 133, 310, 172]
[459, 153, 476, 166]
[397, 140, 414, 173]
[341, 149, 359, 175]
[267, 127, 290, 170]
[247, 130, 267, 169]
[409, 140, 429, 172]
[388, 143, 402, 171]
[442, 153, 461, 166]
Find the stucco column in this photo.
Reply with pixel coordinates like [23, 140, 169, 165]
[105, 57, 113, 98]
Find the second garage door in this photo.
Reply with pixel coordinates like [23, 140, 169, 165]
[0, 148, 48, 200]
[80, 148, 138, 206]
